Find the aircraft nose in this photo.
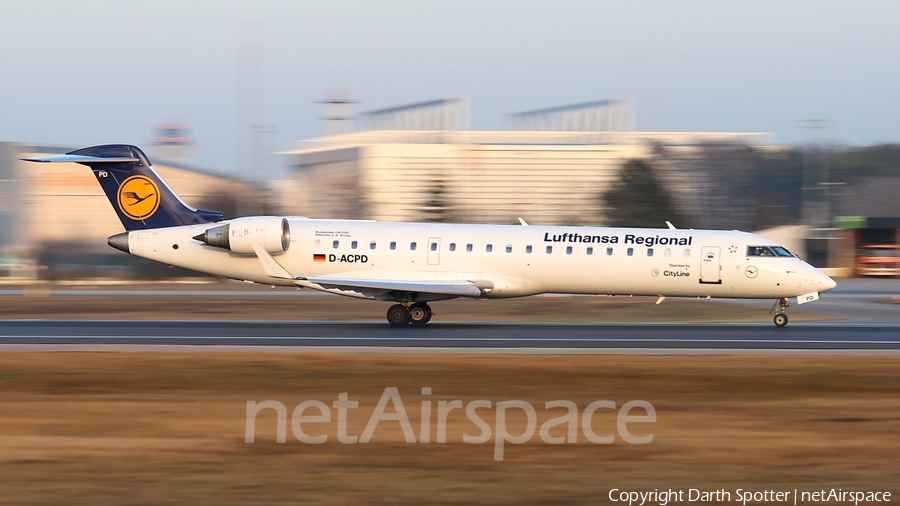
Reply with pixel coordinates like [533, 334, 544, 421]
[817, 271, 837, 292]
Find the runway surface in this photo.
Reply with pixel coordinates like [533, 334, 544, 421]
[0, 279, 896, 352]
[1, 320, 899, 351]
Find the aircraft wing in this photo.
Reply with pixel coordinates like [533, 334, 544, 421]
[250, 245, 492, 299]
[299, 276, 490, 299]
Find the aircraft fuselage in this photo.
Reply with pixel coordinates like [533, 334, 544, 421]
[124, 219, 834, 301]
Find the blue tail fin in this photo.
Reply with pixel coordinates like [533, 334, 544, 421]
[24, 144, 223, 230]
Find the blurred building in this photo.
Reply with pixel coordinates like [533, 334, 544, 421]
[281, 98, 767, 226]
[0, 143, 21, 250]
[146, 123, 199, 161]
[825, 177, 900, 274]
[507, 99, 634, 132]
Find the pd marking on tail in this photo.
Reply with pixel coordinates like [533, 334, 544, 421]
[117, 175, 160, 220]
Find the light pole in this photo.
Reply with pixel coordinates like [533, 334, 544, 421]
[798, 119, 833, 227]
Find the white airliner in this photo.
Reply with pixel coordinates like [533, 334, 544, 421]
[25, 144, 836, 327]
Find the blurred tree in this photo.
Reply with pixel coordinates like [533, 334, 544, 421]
[421, 178, 454, 222]
[602, 159, 688, 228]
[746, 148, 803, 228]
[744, 144, 900, 228]
[195, 185, 280, 220]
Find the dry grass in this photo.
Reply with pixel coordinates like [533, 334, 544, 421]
[0, 353, 897, 504]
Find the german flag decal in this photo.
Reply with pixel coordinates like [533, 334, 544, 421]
[313, 254, 326, 262]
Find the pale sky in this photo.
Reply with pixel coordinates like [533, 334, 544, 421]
[2, 0, 898, 174]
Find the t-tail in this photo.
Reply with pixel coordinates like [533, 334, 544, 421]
[24, 144, 224, 231]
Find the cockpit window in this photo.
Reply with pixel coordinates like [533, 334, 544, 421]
[747, 246, 774, 257]
[748, 246, 793, 257]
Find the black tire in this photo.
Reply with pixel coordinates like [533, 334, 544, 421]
[409, 303, 432, 325]
[387, 304, 411, 327]
[774, 313, 788, 327]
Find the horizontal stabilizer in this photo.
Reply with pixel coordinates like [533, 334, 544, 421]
[22, 154, 139, 164]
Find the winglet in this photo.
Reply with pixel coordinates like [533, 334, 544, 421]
[665, 221, 676, 230]
[251, 244, 293, 279]
[517, 217, 529, 226]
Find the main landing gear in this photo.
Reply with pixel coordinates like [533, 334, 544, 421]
[770, 297, 791, 327]
[386, 303, 433, 327]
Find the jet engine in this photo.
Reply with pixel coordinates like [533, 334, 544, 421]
[194, 216, 290, 254]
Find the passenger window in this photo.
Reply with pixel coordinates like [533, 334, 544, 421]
[430, 242, 437, 251]
[486, 244, 493, 253]
[351, 240, 358, 249]
[664, 248, 671, 257]
[566, 246, 573, 254]
[627, 248, 634, 256]
[390, 241, 396, 250]
[370, 241, 376, 250]
[466, 244, 473, 252]
[333, 240, 339, 249]
[607, 247, 613, 256]
[587, 247, 593, 255]
[546, 246, 553, 254]
[684, 249, 690, 258]
[449, 243, 456, 252]
[506, 245, 512, 253]
[411, 242, 417, 251]
[526, 245, 533, 254]
[647, 248, 654, 257]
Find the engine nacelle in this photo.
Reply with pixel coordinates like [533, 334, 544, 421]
[194, 216, 290, 254]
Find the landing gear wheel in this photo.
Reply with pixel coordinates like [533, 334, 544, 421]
[409, 303, 433, 325]
[773, 313, 788, 327]
[387, 304, 411, 327]
[770, 297, 791, 328]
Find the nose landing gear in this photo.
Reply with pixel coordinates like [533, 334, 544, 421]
[387, 302, 433, 326]
[770, 297, 791, 327]
[773, 313, 789, 327]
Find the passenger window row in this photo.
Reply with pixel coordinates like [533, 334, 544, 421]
[318, 239, 690, 258]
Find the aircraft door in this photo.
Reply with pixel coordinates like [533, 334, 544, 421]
[700, 246, 722, 284]
[427, 237, 441, 265]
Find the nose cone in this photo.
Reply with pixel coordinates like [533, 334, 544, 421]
[817, 271, 837, 292]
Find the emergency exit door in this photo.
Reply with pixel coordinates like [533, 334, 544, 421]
[427, 237, 441, 265]
[700, 246, 721, 284]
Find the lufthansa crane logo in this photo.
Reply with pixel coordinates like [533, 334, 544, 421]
[117, 175, 160, 220]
